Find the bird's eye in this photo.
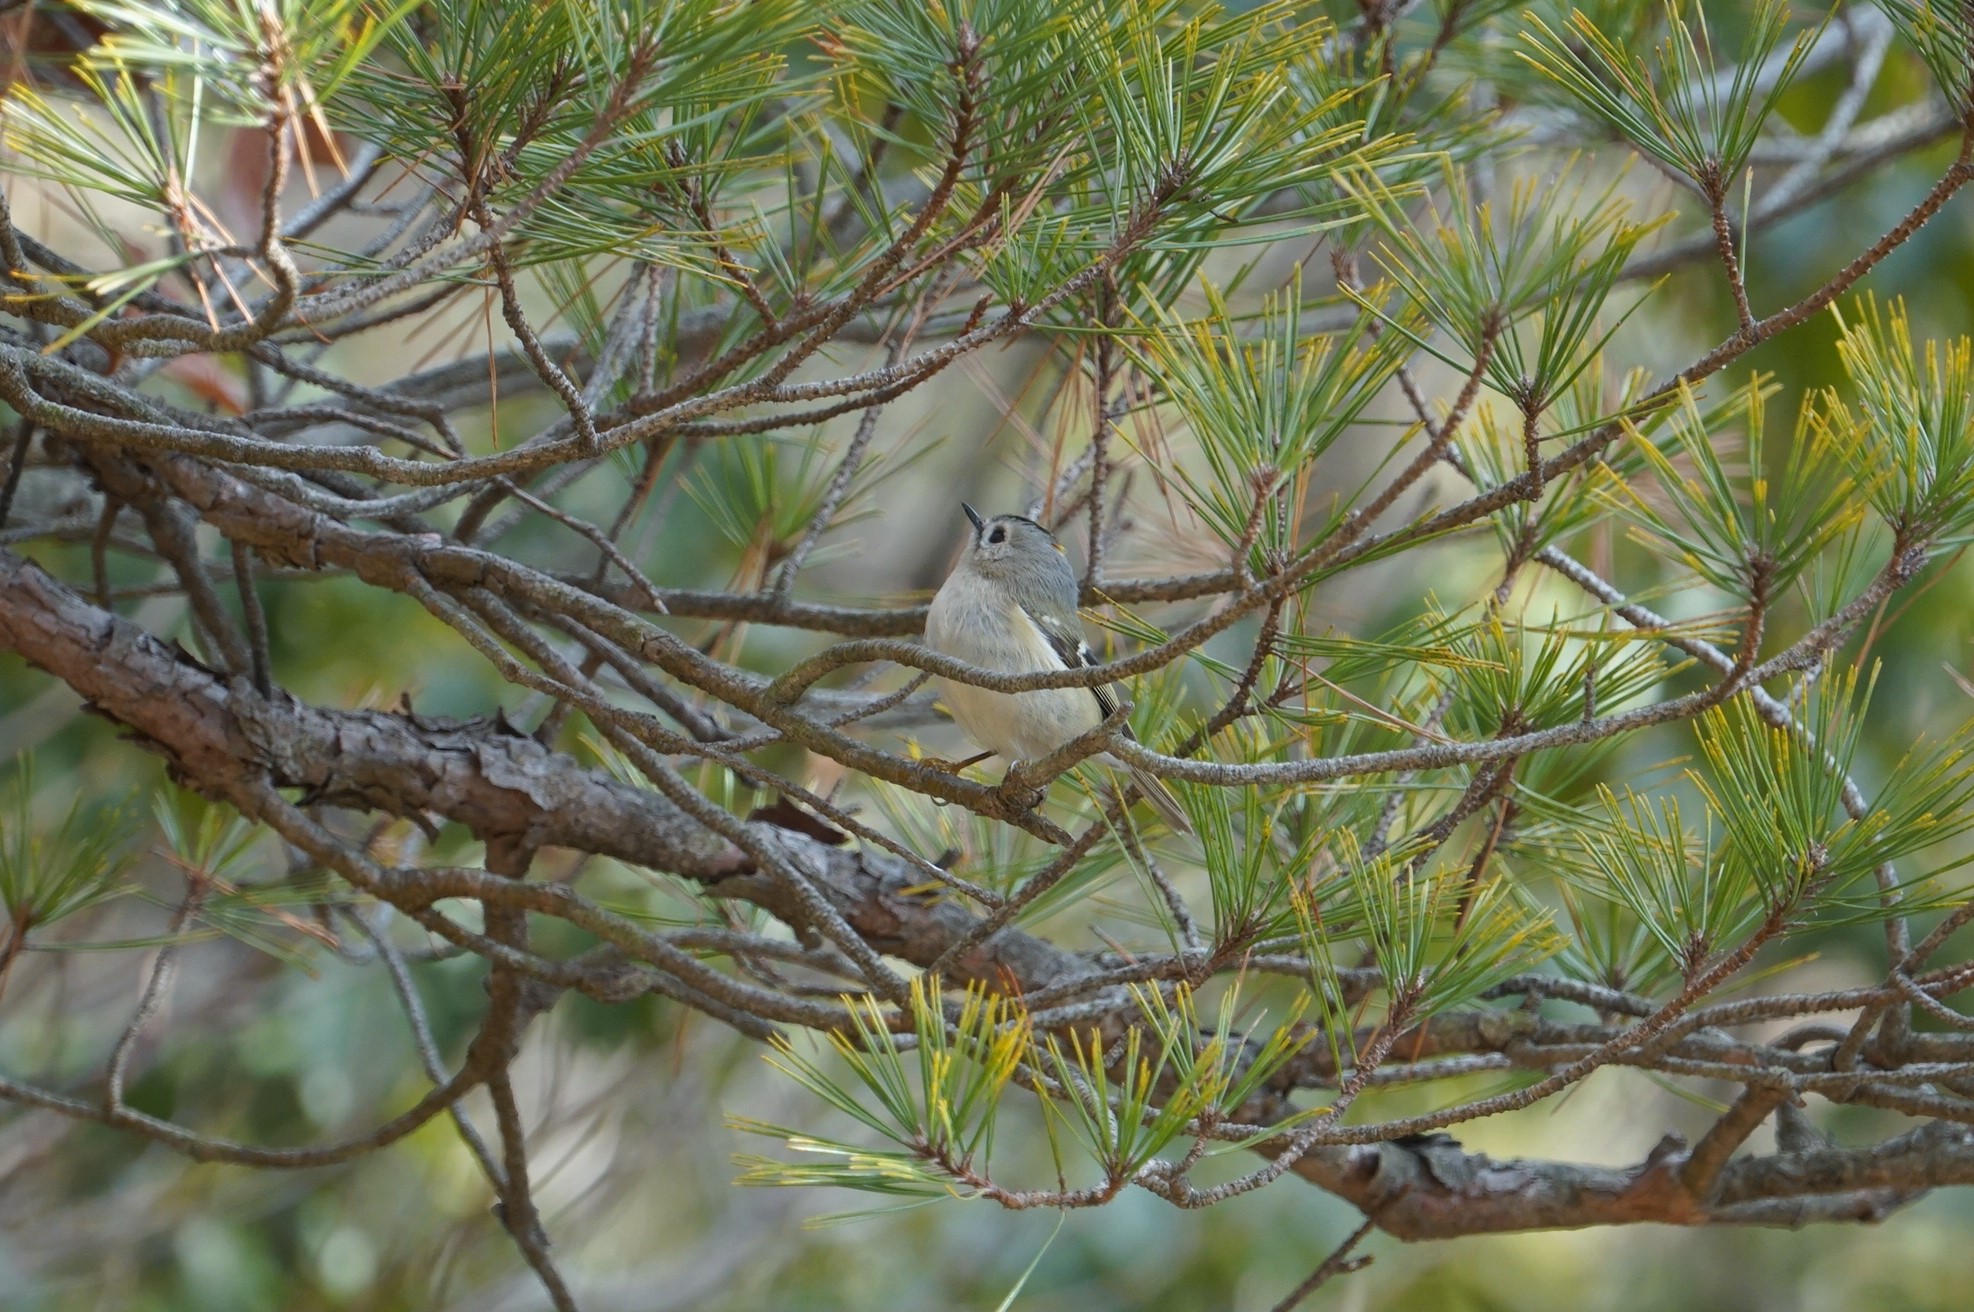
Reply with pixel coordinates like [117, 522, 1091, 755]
[987, 527, 1006, 544]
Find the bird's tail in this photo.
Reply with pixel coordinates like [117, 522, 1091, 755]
[1127, 765, 1194, 836]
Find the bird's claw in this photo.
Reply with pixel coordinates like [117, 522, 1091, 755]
[995, 761, 1048, 815]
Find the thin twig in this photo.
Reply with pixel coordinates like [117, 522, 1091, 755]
[1267, 1217, 1376, 1312]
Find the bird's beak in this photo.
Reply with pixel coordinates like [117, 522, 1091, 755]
[962, 503, 985, 534]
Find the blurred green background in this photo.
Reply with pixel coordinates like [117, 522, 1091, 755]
[4, 3, 1974, 1309]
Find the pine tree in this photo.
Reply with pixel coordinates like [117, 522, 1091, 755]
[3, 2, 1974, 1307]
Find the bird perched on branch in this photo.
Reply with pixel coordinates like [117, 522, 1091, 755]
[924, 503, 1193, 835]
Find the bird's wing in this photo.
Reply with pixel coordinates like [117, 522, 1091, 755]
[1018, 603, 1119, 720]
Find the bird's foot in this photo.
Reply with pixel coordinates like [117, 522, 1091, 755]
[994, 760, 1048, 816]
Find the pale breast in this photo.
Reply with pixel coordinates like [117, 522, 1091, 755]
[925, 579, 1103, 763]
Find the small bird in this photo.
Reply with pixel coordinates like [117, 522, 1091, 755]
[924, 503, 1193, 835]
